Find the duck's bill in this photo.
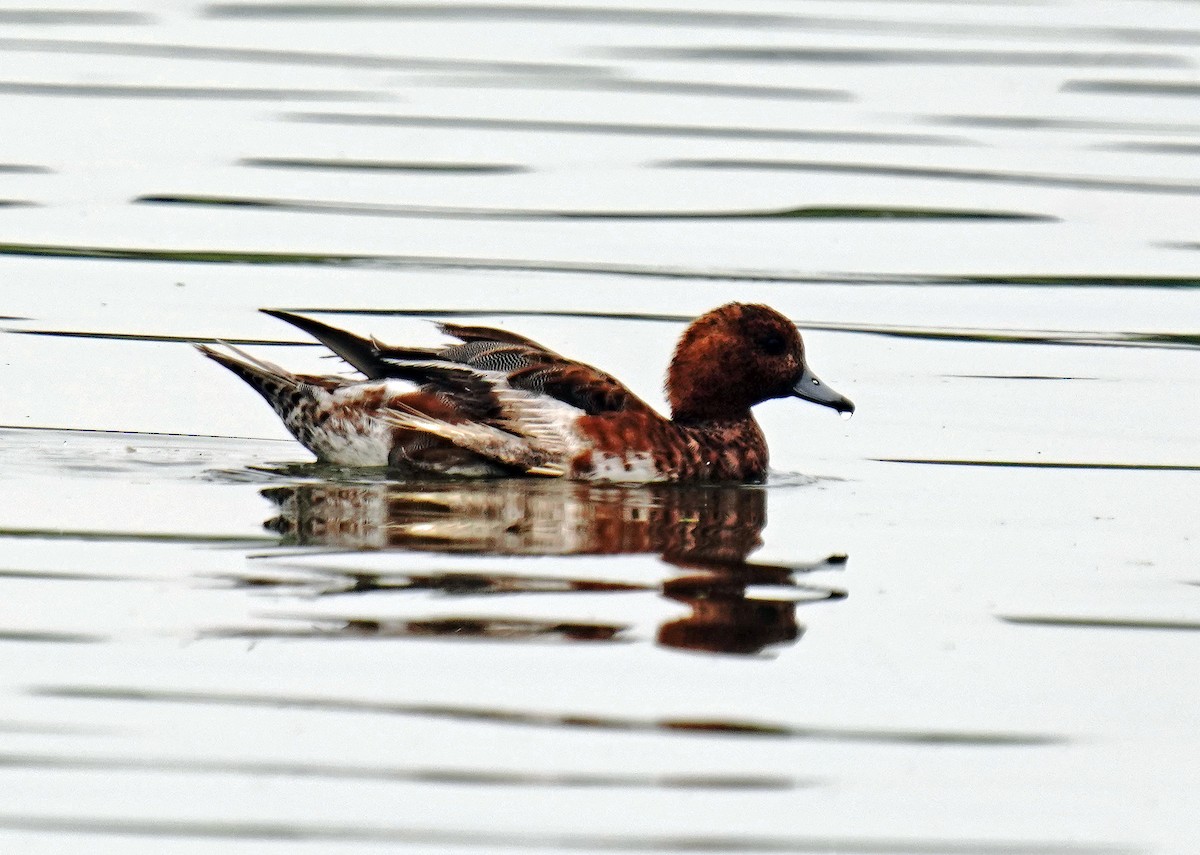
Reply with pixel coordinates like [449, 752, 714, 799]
[792, 366, 855, 415]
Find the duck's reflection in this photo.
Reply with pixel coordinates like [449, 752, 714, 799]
[254, 480, 845, 656]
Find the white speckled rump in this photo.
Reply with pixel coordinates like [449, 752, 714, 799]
[284, 381, 408, 467]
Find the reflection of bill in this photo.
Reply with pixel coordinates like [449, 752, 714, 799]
[258, 480, 845, 656]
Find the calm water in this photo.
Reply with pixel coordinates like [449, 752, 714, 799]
[0, 1, 1198, 853]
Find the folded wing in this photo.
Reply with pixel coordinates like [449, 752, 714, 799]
[264, 310, 655, 422]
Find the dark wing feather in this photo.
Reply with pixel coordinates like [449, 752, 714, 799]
[507, 362, 644, 415]
[264, 311, 653, 418]
[379, 360, 502, 420]
[441, 342, 538, 373]
[439, 322, 555, 352]
[433, 323, 650, 415]
[374, 343, 441, 361]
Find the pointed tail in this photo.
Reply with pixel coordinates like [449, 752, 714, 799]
[196, 343, 305, 417]
[261, 310, 406, 379]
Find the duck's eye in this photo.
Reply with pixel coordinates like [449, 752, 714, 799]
[758, 333, 786, 356]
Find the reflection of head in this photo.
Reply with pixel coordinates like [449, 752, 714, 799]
[658, 598, 802, 656]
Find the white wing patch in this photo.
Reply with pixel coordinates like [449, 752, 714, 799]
[377, 367, 673, 482]
[380, 368, 585, 476]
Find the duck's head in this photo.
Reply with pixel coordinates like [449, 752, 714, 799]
[666, 303, 855, 423]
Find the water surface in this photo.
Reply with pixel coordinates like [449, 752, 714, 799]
[0, 1, 1198, 853]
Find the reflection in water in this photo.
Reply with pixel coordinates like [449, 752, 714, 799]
[0, 750, 797, 791]
[663, 156, 1200, 196]
[255, 480, 845, 656]
[6, 241, 1199, 294]
[288, 110, 960, 146]
[136, 192, 1050, 222]
[38, 684, 1063, 746]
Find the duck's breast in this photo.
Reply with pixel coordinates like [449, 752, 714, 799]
[570, 413, 768, 482]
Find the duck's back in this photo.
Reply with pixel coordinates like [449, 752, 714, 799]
[390, 322, 657, 421]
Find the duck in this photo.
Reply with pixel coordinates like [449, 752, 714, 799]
[198, 303, 853, 482]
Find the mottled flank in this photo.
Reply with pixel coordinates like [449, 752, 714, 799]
[199, 303, 853, 482]
[572, 413, 767, 481]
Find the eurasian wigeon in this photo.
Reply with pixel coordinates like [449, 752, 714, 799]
[199, 303, 853, 482]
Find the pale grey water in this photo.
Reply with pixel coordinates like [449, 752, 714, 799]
[0, 1, 1198, 853]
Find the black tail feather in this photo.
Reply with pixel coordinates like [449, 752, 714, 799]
[262, 309, 393, 379]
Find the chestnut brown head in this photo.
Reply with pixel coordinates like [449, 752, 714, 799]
[666, 303, 854, 423]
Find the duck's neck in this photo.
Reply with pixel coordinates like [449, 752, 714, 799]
[672, 406, 751, 426]
[674, 414, 768, 482]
